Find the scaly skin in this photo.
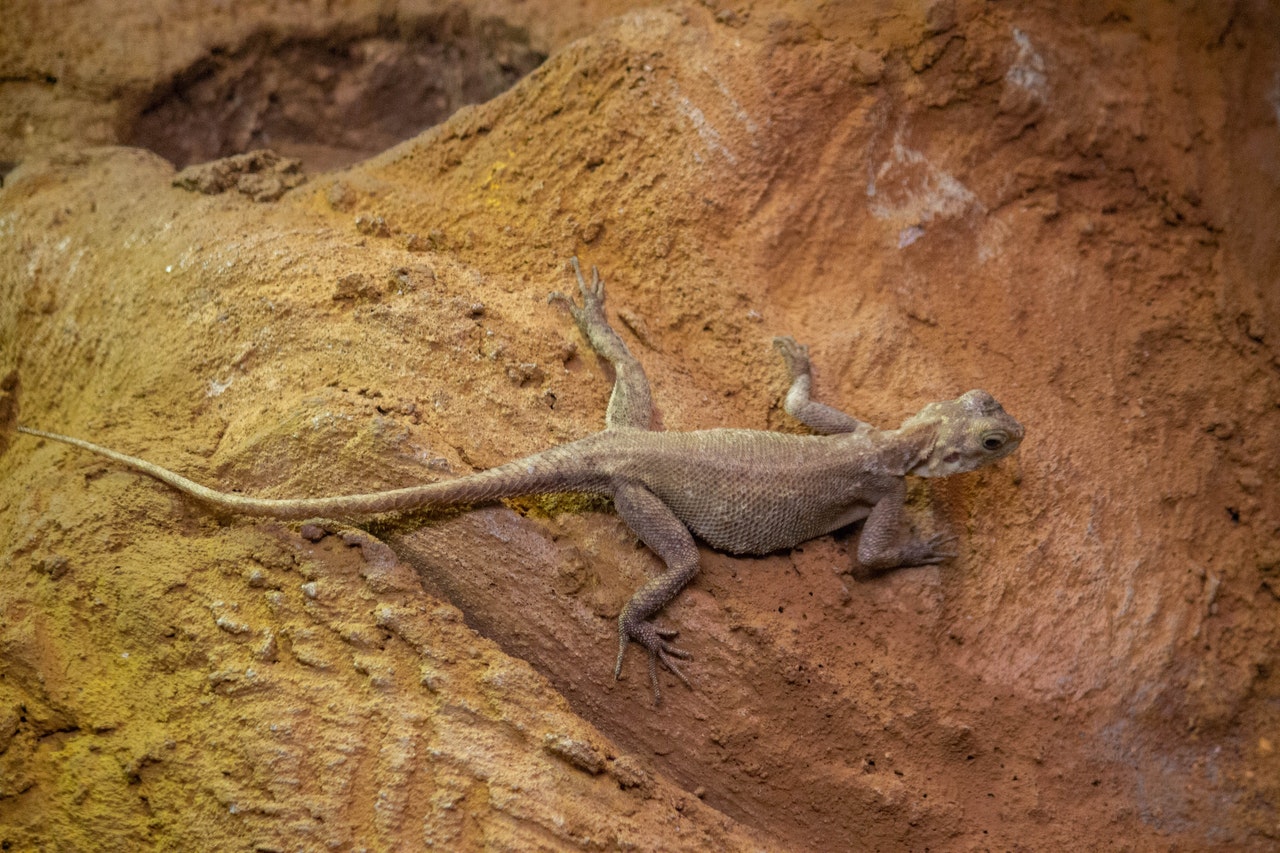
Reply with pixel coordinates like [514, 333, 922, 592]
[17, 257, 1025, 704]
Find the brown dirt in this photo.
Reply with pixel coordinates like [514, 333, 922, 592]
[2, 1, 1278, 850]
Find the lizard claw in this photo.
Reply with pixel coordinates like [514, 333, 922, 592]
[913, 533, 958, 565]
[615, 619, 693, 705]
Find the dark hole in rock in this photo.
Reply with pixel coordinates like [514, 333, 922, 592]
[126, 11, 545, 172]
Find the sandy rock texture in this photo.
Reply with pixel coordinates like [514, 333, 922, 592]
[2, 0, 1278, 850]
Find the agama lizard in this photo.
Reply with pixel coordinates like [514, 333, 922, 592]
[17, 258, 1025, 702]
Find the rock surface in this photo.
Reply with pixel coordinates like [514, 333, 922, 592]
[2, 1, 1278, 850]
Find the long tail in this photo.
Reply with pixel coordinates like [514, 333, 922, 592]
[17, 426, 596, 520]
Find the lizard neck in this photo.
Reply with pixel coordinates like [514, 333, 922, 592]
[870, 421, 939, 476]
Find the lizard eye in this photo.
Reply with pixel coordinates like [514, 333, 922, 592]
[981, 431, 1008, 452]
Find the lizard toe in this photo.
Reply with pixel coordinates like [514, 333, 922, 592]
[588, 266, 606, 300]
[658, 647, 692, 685]
[924, 533, 959, 562]
[614, 632, 630, 681]
[645, 647, 693, 705]
[659, 639, 691, 660]
[570, 255, 588, 289]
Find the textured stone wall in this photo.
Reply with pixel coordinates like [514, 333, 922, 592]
[2, 1, 1277, 849]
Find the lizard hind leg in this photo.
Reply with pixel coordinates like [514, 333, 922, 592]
[610, 481, 700, 704]
[772, 336, 870, 436]
[549, 258, 654, 431]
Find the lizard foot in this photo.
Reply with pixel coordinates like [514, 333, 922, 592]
[860, 533, 958, 571]
[772, 336, 812, 379]
[615, 619, 692, 705]
[893, 533, 958, 567]
[548, 257, 608, 335]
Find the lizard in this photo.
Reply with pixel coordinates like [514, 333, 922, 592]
[16, 258, 1025, 703]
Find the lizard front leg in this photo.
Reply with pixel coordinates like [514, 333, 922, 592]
[610, 481, 700, 704]
[857, 477, 957, 570]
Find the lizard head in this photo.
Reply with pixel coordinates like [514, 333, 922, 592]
[901, 390, 1024, 477]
